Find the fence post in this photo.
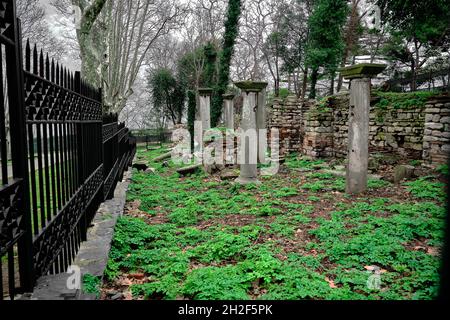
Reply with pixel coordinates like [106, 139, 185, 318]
[99, 88, 105, 201]
[5, 14, 35, 291]
[74, 71, 87, 241]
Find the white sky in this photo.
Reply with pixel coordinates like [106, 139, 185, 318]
[40, 0, 81, 70]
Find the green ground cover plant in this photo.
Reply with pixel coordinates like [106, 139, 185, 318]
[102, 147, 446, 300]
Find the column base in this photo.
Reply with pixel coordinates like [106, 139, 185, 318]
[235, 176, 261, 185]
[345, 174, 368, 194]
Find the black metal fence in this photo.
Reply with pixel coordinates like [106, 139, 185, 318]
[131, 129, 172, 149]
[385, 67, 450, 92]
[0, 1, 136, 300]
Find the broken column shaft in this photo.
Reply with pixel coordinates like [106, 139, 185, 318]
[339, 63, 386, 194]
[234, 81, 268, 185]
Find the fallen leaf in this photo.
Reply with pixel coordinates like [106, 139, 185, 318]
[117, 277, 133, 287]
[129, 273, 145, 280]
[364, 265, 377, 271]
[123, 290, 133, 300]
[427, 247, 440, 256]
[325, 277, 337, 288]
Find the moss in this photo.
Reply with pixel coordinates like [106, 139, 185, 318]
[267, 88, 294, 105]
[307, 96, 333, 121]
[339, 63, 386, 79]
[373, 91, 438, 111]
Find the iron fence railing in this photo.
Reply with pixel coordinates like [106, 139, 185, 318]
[385, 67, 450, 92]
[0, 0, 136, 300]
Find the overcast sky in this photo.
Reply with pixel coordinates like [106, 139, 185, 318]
[39, 0, 81, 70]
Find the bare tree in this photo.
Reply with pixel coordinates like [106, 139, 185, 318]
[17, 0, 66, 61]
[234, 0, 275, 81]
[103, 0, 187, 113]
[51, 0, 187, 114]
[336, 0, 373, 92]
[233, 0, 312, 97]
[195, 0, 227, 44]
[146, 34, 183, 73]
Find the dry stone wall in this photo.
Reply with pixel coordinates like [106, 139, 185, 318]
[422, 96, 450, 164]
[267, 92, 450, 165]
[267, 96, 312, 160]
[329, 92, 426, 159]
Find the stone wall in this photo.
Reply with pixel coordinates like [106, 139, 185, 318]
[422, 96, 450, 164]
[267, 92, 450, 165]
[328, 92, 426, 159]
[267, 96, 311, 160]
[302, 101, 334, 158]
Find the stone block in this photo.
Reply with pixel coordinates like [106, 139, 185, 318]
[394, 165, 415, 184]
[426, 123, 444, 130]
[441, 116, 450, 124]
[424, 136, 438, 142]
[404, 143, 422, 151]
[409, 136, 422, 143]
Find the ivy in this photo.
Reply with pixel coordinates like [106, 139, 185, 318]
[210, 0, 242, 127]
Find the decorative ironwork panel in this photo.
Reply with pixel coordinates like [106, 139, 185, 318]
[118, 127, 128, 142]
[0, 1, 14, 42]
[0, 1, 135, 298]
[24, 73, 102, 122]
[103, 160, 119, 200]
[0, 180, 25, 255]
[32, 165, 103, 277]
[102, 122, 118, 142]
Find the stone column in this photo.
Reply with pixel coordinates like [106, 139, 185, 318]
[346, 77, 370, 193]
[234, 81, 268, 184]
[339, 63, 386, 194]
[198, 88, 212, 131]
[257, 87, 268, 163]
[222, 93, 235, 130]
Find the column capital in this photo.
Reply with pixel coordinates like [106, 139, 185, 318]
[234, 81, 268, 93]
[222, 93, 235, 100]
[198, 88, 213, 96]
[339, 63, 386, 80]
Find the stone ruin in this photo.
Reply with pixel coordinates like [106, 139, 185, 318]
[268, 92, 450, 166]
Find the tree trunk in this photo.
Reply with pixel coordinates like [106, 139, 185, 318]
[301, 68, 308, 100]
[336, 53, 347, 92]
[76, 0, 108, 88]
[309, 68, 318, 99]
[294, 70, 300, 98]
[211, 0, 242, 127]
[337, 47, 350, 92]
[274, 78, 280, 97]
[329, 72, 335, 95]
[448, 64, 450, 91]
[410, 60, 417, 92]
